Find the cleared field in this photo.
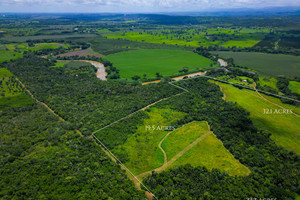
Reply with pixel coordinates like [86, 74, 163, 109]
[211, 81, 300, 155]
[161, 121, 209, 161]
[213, 51, 300, 77]
[258, 77, 278, 91]
[0, 51, 22, 62]
[289, 81, 300, 94]
[113, 107, 186, 175]
[168, 130, 250, 176]
[103, 28, 266, 48]
[105, 49, 213, 79]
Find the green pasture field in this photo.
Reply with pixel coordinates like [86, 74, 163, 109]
[168, 130, 250, 176]
[113, 107, 186, 175]
[105, 49, 213, 79]
[161, 121, 209, 161]
[213, 51, 300, 77]
[289, 81, 300, 94]
[210, 80, 300, 155]
[103, 27, 267, 48]
[0, 51, 22, 62]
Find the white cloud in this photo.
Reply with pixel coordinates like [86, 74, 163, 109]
[0, 0, 299, 12]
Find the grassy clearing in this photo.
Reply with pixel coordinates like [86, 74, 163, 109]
[258, 77, 278, 91]
[289, 81, 300, 94]
[169, 132, 250, 176]
[105, 49, 213, 79]
[0, 51, 22, 62]
[53, 61, 70, 67]
[113, 107, 186, 175]
[211, 80, 300, 155]
[161, 121, 209, 161]
[213, 51, 300, 77]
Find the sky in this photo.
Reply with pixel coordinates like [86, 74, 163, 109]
[0, 0, 300, 13]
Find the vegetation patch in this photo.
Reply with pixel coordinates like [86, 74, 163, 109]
[168, 131, 250, 176]
[289, 81, 300, 94]
[112, 107, 186, 175]
[161, 121, 209, 161]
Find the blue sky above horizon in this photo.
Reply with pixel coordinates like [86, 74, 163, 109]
[0, 0, 300, 13]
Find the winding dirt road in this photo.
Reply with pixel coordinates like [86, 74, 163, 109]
[136, 122, 211, 184]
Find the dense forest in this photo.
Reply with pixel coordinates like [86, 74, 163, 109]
[0, 91, 145, 199]
[2, 54, 181, 136]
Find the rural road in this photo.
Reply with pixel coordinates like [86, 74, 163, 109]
[142, 71, 207, 85]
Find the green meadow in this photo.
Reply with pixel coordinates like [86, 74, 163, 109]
[211, 80, 300, 155]
[168, 130, 250, 176]
[0, 51, 23, 62]
[105, 49, 213, 79]
[161, 121, 209, 161]
[113, 107, 186, 175]
[214, 51, 300, 77]
[289, 81, 300, 94]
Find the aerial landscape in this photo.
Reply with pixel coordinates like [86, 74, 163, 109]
[0, 0, 300, 199]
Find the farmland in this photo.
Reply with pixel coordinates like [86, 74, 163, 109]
[213, 51, 300, 77]
[211, 80, 300, 155]
[103, 27, 268, 48]
[105, 49, 214, 79]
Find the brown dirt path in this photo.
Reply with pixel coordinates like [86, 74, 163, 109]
[253, 82, 300, 118]
[137, 131, 211, 180]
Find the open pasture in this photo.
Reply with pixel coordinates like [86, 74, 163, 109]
[214, 51, 300, 77]
[210, 80, 300, 155]
[105, 49, 213, 79]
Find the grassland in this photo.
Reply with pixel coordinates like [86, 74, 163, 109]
[210, 80, 300, 155]
[213, 51, 300, 77]
[105, 49, 213, 79]
[161, 121, 209, 161]
[289, 81, 300, 94]
[0, 51, 22, 62]
[113, 107, 187, 175]
[103, 28, 267, 48]
[168, 130, 250, 176]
